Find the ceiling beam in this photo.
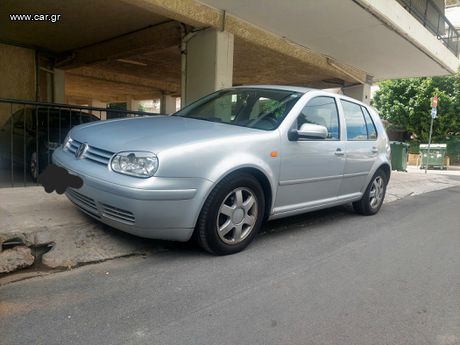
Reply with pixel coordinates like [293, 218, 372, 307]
[56, 21, 181, 69]
[65, 74, 163, 100]
[66, 66, 179, 94]
[120, 0, 223, 28]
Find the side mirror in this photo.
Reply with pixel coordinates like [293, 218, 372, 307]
[289, 123, 328, 141]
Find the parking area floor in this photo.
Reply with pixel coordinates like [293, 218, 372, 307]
[1, 166, 460, 275]
[1, 185, 459, 345]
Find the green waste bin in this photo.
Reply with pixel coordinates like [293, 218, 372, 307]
[419, 144, 447, 169]
[390, 141, 409, 171]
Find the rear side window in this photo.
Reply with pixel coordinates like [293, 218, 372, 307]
[341, 100, 377, 141]
[341, 100, 367, 140]
[361, 106, 377, 140]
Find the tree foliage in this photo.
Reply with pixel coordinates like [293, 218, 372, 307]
[373, 73, 460, 142]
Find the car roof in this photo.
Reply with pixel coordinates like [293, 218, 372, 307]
[231, 85, 314, 93]
[230, 85, 374, 110]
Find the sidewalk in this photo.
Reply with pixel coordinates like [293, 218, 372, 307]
[0, 188, 149, 274]
[2, 167, 460, 275]
[386, 166, 460, 202]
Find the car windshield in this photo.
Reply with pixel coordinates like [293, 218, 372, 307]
[174, 88, 303, 130]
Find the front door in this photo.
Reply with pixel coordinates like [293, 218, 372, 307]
[275, 96, 346, 214]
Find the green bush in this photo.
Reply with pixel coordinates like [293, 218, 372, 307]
[408, 141, 420, 154]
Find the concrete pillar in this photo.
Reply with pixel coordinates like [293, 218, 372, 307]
[90, 99, 107, 120]
[342, 83, 371, 105]
[53, 69, 65, 103]
[128, 98, 141, 112]
[184, 28, 234, 105]
[160, 95, 177, 114]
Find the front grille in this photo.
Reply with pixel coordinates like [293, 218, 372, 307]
[67, 139, 114, 166]
[66, 189, 136, 225]
[66, 188, 99, 216]
[101, 203, 135, 224]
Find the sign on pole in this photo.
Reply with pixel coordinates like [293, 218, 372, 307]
[432, 95, 438, 108]
[425, 95, 438, 174]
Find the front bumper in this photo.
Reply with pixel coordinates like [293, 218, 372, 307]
[53, 147, 213, 241]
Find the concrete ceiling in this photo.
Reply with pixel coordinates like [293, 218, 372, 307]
[0, 0, 376, 103]
[64, 36, 352, 102]
[233, 38, 348, 88]
[200, 0, 452, 79]
[0, 0, 168, 52]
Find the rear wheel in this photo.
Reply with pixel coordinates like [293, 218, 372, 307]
[196, 173, 265, 255]
[353, 169, 387, 215]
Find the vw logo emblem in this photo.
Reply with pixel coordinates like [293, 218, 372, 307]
[75, 143, 89, 159]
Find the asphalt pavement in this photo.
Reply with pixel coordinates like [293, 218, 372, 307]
[1, 187, 460, 345]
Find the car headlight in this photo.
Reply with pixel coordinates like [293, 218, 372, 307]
[111, 151, 159, 178]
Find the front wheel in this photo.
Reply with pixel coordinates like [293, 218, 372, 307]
[353, 170, 387, 215]
[195, 173, 265, 255]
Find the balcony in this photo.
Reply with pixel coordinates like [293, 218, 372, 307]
[398, 0, 459, 55]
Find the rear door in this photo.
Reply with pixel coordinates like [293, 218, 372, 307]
[338, 99, 378, 196]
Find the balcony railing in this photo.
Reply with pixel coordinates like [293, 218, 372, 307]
[398, 0, 460, 55]
[0, 98, 160, 188]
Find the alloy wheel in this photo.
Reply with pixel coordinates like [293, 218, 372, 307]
[369, 176, 385, 209]
[216, 187, 258, 245]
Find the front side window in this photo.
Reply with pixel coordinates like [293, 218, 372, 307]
[296, 96, 340, 140]
[174, 88, 302, 130]
[341, 100, 368, 141]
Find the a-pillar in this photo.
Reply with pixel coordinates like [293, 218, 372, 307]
[342, 83, 372, 105]
[160, 94, 177, 114]
[184, 28, 234, 105]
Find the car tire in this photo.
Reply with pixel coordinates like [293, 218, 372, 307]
[195, 173, 265, 255]
[353, 169, 387, 216]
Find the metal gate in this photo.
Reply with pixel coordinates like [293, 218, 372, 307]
[0, 98, 159, 187]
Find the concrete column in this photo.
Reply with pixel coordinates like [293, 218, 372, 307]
[53, 69, 65, 103]
[184, 28, 234, 105]
[128, 98, 141, 112]
[342, 83, 371, 105]
[160, 95, 177, 114]
[90, 99, 107, 120]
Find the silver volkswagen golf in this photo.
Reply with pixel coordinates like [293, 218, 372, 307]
[53, 86, 391, 255]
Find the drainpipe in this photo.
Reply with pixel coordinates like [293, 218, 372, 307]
[35, 51, 40, 101]
[180, 24, 201, 107]
[180, 24, 187, 107]
[326, 58, 365, 84]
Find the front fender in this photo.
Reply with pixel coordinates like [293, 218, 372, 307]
[190, 153, 280, 228]
[208, 153, 278, 191]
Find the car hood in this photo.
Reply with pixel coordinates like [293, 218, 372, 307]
[71, 116, 263, 153]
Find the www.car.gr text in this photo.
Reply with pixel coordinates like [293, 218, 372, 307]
[9, 14, 61, 23]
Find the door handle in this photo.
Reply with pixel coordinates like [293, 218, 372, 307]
[335, 148, 345, 156]
[371, 147, 379, 153]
